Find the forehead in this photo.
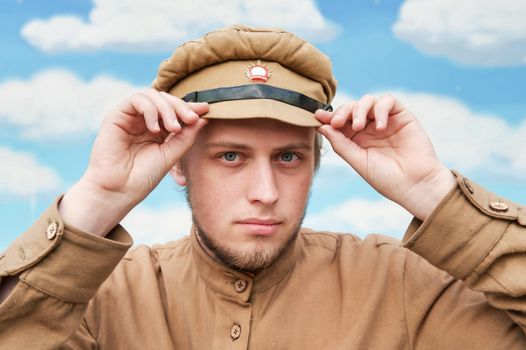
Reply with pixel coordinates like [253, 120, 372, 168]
[197, 118, 316, 147]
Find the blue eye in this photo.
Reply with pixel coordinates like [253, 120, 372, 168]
[223, 152, 237, 161]
[280, 152, 296, 162]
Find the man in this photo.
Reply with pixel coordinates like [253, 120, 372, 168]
[0, 25, 525, 349]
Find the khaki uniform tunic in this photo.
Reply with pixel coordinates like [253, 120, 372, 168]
[1, 172, 526, 349]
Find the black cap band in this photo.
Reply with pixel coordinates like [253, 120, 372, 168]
[181, 84, 333, 113]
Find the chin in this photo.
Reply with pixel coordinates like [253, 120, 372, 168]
[195, 217, 302, 273]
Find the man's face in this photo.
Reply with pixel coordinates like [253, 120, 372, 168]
[176, 118, 316, 272]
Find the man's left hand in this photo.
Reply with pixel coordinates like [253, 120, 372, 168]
[315, 94, 456, 221]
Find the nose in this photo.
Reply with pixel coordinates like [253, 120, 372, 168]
[246, 160, 279, 205]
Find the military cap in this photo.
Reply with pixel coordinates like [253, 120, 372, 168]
[152, 25, 337, 127]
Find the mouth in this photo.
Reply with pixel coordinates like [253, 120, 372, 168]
[235, 218, 283, 235]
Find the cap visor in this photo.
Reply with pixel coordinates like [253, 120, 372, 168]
[200, 99, 322, 127]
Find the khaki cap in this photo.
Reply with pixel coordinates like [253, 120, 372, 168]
[152, 25, 337, 127]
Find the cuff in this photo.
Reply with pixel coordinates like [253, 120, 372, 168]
[402, 170, 524, 280]
[0, 195, 133, 303]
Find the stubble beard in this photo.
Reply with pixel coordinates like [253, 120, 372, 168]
[185, 186, 309, 274]
[193, 213, 304, 274]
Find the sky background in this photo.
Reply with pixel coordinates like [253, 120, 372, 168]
[1, 0, 525, 249]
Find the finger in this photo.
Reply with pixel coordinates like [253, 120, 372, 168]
[352, 95, 376, 131]
[317, 125, 366, 174]
[314, 109, 334, 124]
[330, 102, 355, 128]
[373, 94, 396, 131]
[128, 94, 162, 133]
[187, 101, 210, 117]
[141, 89, 181, 133]
[160, 92, 205, 125]
[160, 118, 209, 168]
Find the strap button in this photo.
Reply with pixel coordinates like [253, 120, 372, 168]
[490, 201, 508, 212]
[46, 221, 58, 239]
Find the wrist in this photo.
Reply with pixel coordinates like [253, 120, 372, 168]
[401, 167, 457, 222]
[59, 178, 134, 237]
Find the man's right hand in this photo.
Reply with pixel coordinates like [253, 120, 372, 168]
[59, 89, 209, 237]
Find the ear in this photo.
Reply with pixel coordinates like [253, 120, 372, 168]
[170, 162, 187, 186]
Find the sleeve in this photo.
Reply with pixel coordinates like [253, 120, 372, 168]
[0, 196, 133, 350]
[401, 170, 526, 349]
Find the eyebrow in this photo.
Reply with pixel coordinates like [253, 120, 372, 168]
[205, 142, 251, 150]
[205, 142, 313, 152]
[274, 142, 312, 152]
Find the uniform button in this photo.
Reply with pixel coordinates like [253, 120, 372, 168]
[46, 221, 58, 240]
[490, 201, 508, 212]
[230, 324, 241, 341]
[18, 246, 26, 260]
[463, 178, 474, 194]
[234, 279, 248, 293]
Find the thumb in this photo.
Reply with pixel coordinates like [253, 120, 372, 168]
[160, 118, 208, 169]
[318, 125, 366, 174]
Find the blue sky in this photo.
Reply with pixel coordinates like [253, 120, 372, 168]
[1, 0, 525, 249]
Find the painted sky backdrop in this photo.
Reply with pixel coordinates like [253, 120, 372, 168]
[1, 0, 525, 249]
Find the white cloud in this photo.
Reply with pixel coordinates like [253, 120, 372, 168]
[392, 0, 526, 66]
[21, 0, 339, 53]
[0, 69, 143, 139]
[508, 122, 526, 172]
[326, 91, 526, 179]
[122, 202, 193, 246]
[388, 91, 526, 177]
[305, 198, 412, 239]
[0, 146, 62, 196]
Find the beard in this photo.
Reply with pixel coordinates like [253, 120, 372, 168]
[184, 184, 309, 274]
[193, 213, 304, 274]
